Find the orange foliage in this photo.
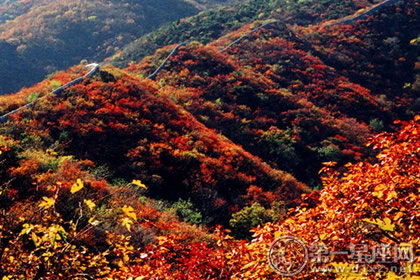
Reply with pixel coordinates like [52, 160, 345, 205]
[228, 116, 420, 279]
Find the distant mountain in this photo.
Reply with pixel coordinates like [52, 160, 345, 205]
[0, 0, 245, 24]
[110, 0, 381, 68]
[0, 0, 47, 23]
[185, 0, 245, 9]
[0, 0, 208, 94]
[1, 0, 417, 202]
[124, 0, 418, 185]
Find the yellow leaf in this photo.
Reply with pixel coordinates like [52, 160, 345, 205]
[241, 261, 256, 270]
[19, 224, 32, 236]
[385, 271, 400, 280]
[380, 218, 395, 232]
[376, 191, 384, 199]
[132, 179, 147, 189]
[122, 205, 137, 220]
[393, 212, 404, 221]
[410, 38, 417, 44]
[84, 199, 95, 211]
[156, 236, 166, 245]
[3, 276, 10, 280]
[121, 217, 133, 231]
[88, 217, 100, 226]
[39, 196, 55, 209]
[274, 231, 283, 240]
[71, 179, 84, 194]
[363, 218, 395, 232]
[386, 190, 398, 201]
[31, 232, 41, 247]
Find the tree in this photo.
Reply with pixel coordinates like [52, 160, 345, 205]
[228, 116, 420, 279]
[229, 202, 272, 240]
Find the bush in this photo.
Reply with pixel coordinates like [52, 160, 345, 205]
[171, 198, 203, 224]
[317, 143, 341, 162]
[369, 118, 384, 132]
[229, 202, 272, 240]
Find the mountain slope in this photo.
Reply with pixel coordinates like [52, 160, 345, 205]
[0, 0, 419, 278]
[302, 0, 419, 98]
[124, 0, 418, 185]
[0, 0, 201, 94]
[0, 0, 48, 23]
[2, 0, 417, 188]
[185, 0, 246, 9]
[109, 0, 381, 68]
[0, 64, 307, 225]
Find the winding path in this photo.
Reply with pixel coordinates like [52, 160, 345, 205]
[326, 0, 402, 26]
[0, 63, 99, 123]
[147, 42, 187, 80]
[219, 0, 403, 52]
[220, 20, 278, 53]
[144, 21, 277, 79]
[144, 0, 402, 80]
[145, 21, 279, 79]
[0, 0, 406, 124]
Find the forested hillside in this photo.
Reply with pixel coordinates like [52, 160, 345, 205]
[110, 0, 382, 67]
[185, 0, 245, 9]
[0, 64, 307, 225]
[0, 0, 47, 23]
[0, 0, 418, 278]
[0, 0, 201, 94]
[126, 0, 418, 185]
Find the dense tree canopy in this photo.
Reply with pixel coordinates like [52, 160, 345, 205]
[0, 0, 200, 94]
[0, 0, 418, 278]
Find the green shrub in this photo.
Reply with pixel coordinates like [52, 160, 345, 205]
[369, 118, 384, 133]
[26, 92, 40, 103]
[171, 198, 202, 224]
[229, 202, 271, 240]
[317, 143, 341, 162]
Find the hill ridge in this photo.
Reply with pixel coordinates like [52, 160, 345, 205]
[0, 63, 99, 123]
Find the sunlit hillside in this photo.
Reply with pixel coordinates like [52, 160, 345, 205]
[0, 0, 241, 94]
[0, 0, 418, 278]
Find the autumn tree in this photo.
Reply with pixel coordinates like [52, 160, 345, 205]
[228, 116, 420, 279]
